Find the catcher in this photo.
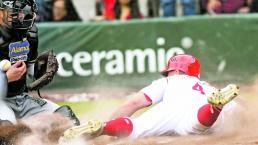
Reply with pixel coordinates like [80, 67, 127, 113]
[59, 54, 240, 143]
[0, 0, 79, 127]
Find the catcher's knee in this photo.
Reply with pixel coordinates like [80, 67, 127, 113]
[54, 105, 80, 126]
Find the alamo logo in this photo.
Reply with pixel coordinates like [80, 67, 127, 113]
[9, 40, 30, 63]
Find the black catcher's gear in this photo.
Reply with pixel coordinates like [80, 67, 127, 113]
[54, 106, 80, 126]
[1, 0, 38, 30]
[27, 50, 59, 91]
[0, 24, 38, 97]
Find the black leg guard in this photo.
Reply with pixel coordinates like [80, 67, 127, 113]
[54, 105, 80, 126]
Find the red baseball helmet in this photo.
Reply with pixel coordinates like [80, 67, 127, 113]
[161, 54, 200, 78]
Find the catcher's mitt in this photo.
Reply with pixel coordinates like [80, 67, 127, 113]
[27, 50, 59, 91]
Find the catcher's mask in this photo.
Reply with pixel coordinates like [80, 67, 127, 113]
[0, 0, 37, 30]
[161, 54, 201, 78]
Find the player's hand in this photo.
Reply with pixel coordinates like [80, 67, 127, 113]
[6, 61, 27, 82]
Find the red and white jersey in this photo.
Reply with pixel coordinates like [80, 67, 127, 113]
[141, 74, 216, 105]
[130, 75, 236, 138]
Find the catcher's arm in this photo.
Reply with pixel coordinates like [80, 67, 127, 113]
[109, 92, 152, 119]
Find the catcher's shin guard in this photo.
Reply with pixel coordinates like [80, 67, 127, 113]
[207, 84, 240, 107]
[54, 105, 80, 126]
[58, 120, 103, 144]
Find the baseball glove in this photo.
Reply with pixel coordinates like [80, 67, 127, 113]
[27, 50, 59, 91]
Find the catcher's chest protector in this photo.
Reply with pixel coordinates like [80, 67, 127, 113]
[0, 24, 38, 97]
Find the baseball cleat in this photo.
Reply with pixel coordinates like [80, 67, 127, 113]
[207, 84, 240, 107]
[58, 119, 103, 144]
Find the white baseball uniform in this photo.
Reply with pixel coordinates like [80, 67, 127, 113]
[130, 74, 235, 138]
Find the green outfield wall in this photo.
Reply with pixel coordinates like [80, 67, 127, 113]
[37, 14, 258, 90]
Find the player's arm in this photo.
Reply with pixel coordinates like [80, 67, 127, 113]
[109, 78, 167, 119]
[109, 92, 152, 119]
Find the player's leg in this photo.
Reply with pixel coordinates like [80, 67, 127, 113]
[0, 101, 32, 145]
[129, 102, 180, 138]
[195, 104, 222, 131]
[6, 94, 79, 126]
[194, 84, 240, 132]
[4, 93, 79, 141]
[100, 103, 177, 138]
[0, 70, 15, 123]
[207, 84, 239, 108]
[8, 94, 59, 117]
[59, 117, 133, 143]
[59, 102, 177, 143]
[0, 100, 16, 124]
[6, 95, 80, 143]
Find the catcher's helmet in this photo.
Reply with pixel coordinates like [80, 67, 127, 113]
[0, 0, 37, 30]
[161, 54, 200, 78]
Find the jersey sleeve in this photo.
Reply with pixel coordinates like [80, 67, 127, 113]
[140, 77, 167, 104]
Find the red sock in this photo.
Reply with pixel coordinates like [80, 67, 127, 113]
[102, 117, 133, 137]
[197, 104, 222, 127]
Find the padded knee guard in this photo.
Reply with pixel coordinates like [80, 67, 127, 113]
[54, 105, 80, 126]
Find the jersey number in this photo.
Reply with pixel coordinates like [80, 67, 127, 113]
[192, 83, 205, 95]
